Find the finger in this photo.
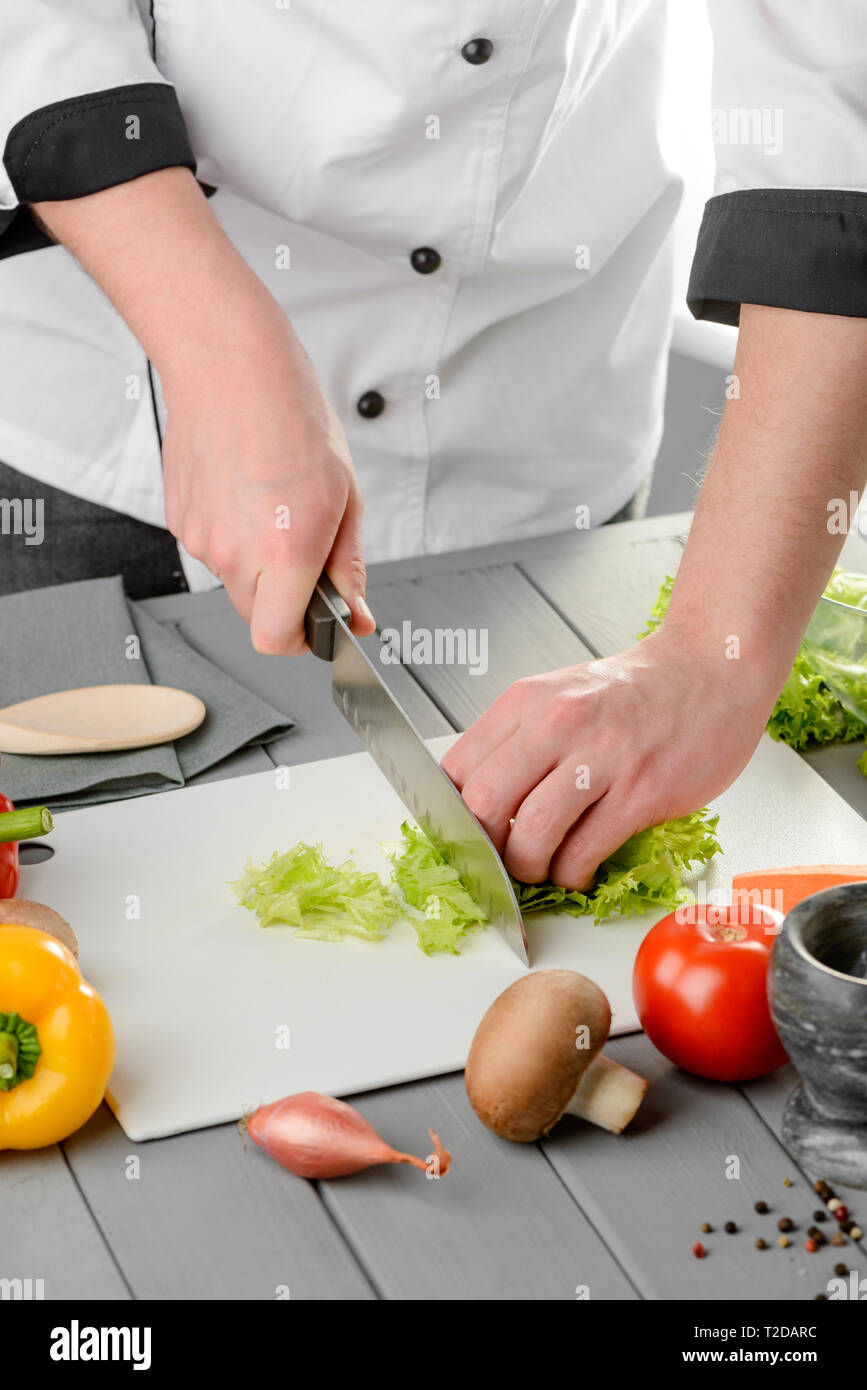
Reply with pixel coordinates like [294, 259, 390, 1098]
[440, 690, 522, 790]
[326, 484, 376, 636]
[459, 732, 557, 852]
[250, 551, 324, 655]
[503, 761, 605, 884]
[548, 793, 641, 891]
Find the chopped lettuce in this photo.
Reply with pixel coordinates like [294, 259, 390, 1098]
[640, 571, 867, 773]
[391, 809, 720, 939]
[387, 822, 487, 954]
[513, 808, 721, 924]
[232, 842, 399, 942]
[234, 806, 721, 952]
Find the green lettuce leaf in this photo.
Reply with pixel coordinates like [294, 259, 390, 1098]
[640, 570, 867, 771]
[387, 822, 487, 954]
[232, 842, 399, 942]
[513, 809, 721, 924]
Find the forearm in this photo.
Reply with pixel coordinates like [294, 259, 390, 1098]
[660, 303, 867, 697]
[32, 167, 285, 386]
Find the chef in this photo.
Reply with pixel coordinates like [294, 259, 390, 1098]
[0, 1, 865, 887]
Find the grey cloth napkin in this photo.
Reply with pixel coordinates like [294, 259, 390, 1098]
[0, 576, 294, 809]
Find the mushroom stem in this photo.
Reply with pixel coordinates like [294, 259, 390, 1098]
[562, 1053, 648, 1134]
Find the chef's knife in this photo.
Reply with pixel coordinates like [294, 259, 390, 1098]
[305, 576, 529, 964]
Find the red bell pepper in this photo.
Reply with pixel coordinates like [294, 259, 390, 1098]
[0, 797, 55, 898]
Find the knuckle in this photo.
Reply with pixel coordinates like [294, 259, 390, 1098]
[462, 778, 498, 823]
[207, 528, 240, 573]
[540, 692, 578, 735]
[180, 528, 206, 562]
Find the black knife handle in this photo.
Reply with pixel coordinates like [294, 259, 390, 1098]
[305, 574, 352, 662]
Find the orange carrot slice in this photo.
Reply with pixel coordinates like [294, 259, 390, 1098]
[731, 866, 867, 918]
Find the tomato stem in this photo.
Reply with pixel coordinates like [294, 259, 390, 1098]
[708, 923, 748, 943]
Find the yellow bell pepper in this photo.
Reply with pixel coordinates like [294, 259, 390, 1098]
[0, 925, 114, 1149]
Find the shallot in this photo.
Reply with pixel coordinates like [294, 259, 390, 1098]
[242, 1090, 451, 1179]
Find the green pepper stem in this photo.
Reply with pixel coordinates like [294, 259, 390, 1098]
[0, 1013, 40, 1091]
[0, 806, 53, 843]
[0, 1030, 19, 1079]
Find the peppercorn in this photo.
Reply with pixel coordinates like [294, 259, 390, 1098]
[754, 1201, 769, 1214]
[834, 1263, 849, 1277]
[777, 1235, 790, 1248]
[812, 1210, 827, 1222]
[835, 1205, 849, 1223]
[755, 1238, 767, 1250]
[692, 1242, 706, 1259]
[813, 1179, 829, 1194]
[724, 1221, 737, 1234]
[805, 1238, 818, 1253]
[815, 1293, 827, 1300]
[830, 1233, 846, 1247]
[701, 1222, 713, 1234]
[850, 1225, 863, 1240]
[841, 1219, 855, 1234]
[828, 1198, 842, 1213]
[777, 1217, 794, 1232]
[806, 1226, 827, 1245]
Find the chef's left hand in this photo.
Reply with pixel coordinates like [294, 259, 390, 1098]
[441, 628, 774, 889]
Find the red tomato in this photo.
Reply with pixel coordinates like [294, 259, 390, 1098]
[632, 900, 788, 1082]
[0, 793, 19, 899]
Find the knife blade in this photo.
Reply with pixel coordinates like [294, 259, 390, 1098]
[305, 577, 529, 964]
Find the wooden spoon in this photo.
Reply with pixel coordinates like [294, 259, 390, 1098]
[0, 684, 206, 754]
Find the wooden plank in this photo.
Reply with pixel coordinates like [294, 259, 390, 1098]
[62, 1105, 374, 1301]
[545, 1034, 867, 1299]
[366, 511, 695, 586]
[366, 565, 596, 731]
[2, 1142, 130, 1300]
[318, 1073, 638, 1301]
[520, 532, 686, 656]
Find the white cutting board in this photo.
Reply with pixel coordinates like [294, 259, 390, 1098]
[21, 733, 867, 1141]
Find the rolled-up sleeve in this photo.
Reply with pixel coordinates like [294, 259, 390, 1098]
[688, 0, 867, 324]
[0, 0, 195, 259]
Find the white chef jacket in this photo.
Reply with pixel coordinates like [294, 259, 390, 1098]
[0, 2, 865, 590]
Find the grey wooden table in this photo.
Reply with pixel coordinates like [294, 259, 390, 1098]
[6, 513, 867, 1302]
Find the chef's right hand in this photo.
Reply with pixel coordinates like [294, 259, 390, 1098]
[160, 303, 374, 654]
[32, 168, 374, 656]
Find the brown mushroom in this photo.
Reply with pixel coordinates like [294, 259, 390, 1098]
[465, 969, 647, 1140]
[0, 899, 78, 959]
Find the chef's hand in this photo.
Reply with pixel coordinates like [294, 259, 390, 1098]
[33, 167, 374, 654]
[441, 629, 772, 889]
[160, 307, 373, 654]
[445, 301, 867, 889]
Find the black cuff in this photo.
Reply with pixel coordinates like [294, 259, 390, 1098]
[0, 207, 54, 260]
[688, 189, 867, 326]
[3, 82, 195, 209]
